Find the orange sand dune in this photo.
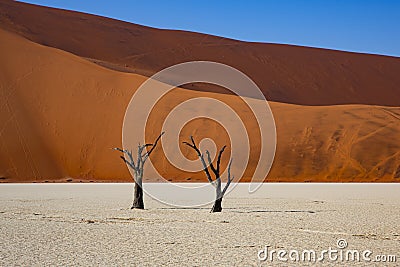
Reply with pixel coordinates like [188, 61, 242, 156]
[1, 29, 399, 183]
[0, 0, 400, 106]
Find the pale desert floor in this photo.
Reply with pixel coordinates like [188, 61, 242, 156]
[0, 183, 399, 266]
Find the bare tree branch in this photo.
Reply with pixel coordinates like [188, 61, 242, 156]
[119, 156, 137, 172]
[141, 144, 154, 157]
[199, 153, 215, 186]
[216, 145, 226, 174]
[137, 144, 143, 169]
[221, 158, 233, 197]
[183, 136, 201, 156]
[147, 132, 164, 155]
[127, 150, 136, 168]
[143, 132, 165, 162]
[113, 148, 137, 171]
[205, 150, 218, 176]
[182, 142, 195, 150]
[113, 147, 125, 153]
[183, 136, 214, 185]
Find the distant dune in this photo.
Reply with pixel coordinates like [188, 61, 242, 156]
[1, 0, 400, 106]
[0, 1, 399, 182]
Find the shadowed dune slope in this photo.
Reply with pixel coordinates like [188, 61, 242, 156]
[0, 0, 400, 106]
[1, 29, 399, 182]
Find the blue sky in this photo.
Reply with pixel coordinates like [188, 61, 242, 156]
[20, 0, 400, 57]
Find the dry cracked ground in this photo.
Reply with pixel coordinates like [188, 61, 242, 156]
[0, 184, 399, 266]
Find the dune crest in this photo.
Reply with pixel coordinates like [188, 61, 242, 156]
[0, 0, 399, 106]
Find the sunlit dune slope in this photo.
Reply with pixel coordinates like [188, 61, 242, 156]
[1, 29, 399, 182]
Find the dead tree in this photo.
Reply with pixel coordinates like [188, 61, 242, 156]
[114, 132, 164, 209]
[183, 136, 233, 212]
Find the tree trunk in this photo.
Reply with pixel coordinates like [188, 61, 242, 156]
[131, 173, 144, 209]
[211, 179, 223, 212]
[211, 197, 223, 212]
